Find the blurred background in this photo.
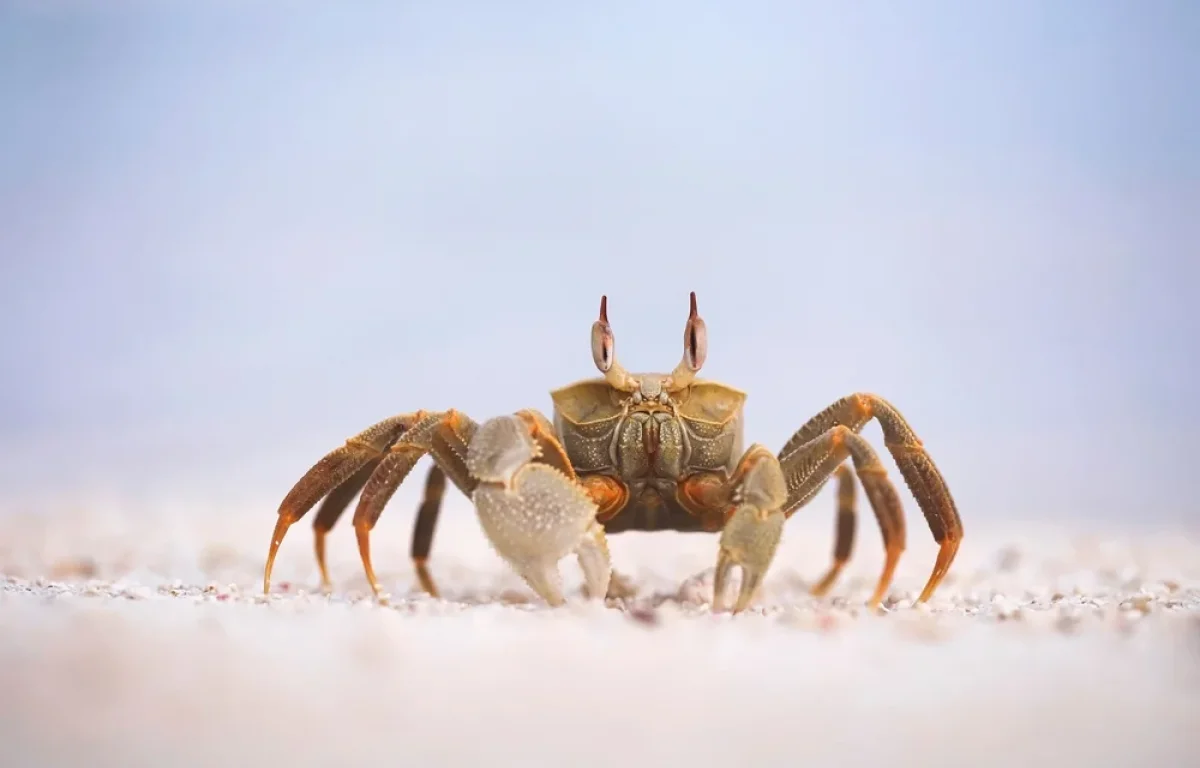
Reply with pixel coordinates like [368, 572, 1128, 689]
[0, 0, 1195, 533]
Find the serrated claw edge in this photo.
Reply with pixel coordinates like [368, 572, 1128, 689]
[469, 415, 611, 606]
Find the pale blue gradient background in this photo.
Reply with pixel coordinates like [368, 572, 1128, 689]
[0, 1, 1196, 528]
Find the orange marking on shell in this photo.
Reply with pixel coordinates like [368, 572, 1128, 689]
[582, 474, 629, 521]
[676, 473, 729, 528]
[514, 409, 576, 481]
[854, 393, 874, 420]
[830, 425, 849, 450]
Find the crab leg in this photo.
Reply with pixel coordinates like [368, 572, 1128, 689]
[350, 411, 479, 600]
[466, 412, 611, 605]
[808, 464, 858, 597]
[409, 464, 446, 598]
[266, 413, 425, 594]
[268, 407, 611, 607]
[264, 410, 479, 597]
[310, 458, 381, 590]
[779, 393, 962, 605]
[776, 423, 908, 608]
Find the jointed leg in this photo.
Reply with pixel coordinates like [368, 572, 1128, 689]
[310, 458, 381, 591]
[780, 393, 962, 605]
[351, 411, 478, 600]
[777, 423, 906, 608]
[809, 464, 857, 597]
[410, 464, 446, 598]
[269, 407, 612, 608]
[265, 413, 428, 595]
[264, 410, 478, 598]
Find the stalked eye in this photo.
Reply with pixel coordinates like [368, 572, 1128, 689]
[683, 291, 707, 371]
[591, 295, 615, 372]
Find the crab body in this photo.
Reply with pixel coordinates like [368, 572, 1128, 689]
[262, 293, 964, 614]
[550, 376, 745, 534]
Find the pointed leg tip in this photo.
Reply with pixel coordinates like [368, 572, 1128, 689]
[414, 560, 440, 599]
[262, 555, 279, 596]
[316, 565, 333, 593]
[732, 583, 761, 614]
[367, 582, 390, 605]
[809, 577, 836, 598]
[916, 574, 943, 603]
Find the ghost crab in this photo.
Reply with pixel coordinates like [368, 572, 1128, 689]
[263, 293, 963, 612]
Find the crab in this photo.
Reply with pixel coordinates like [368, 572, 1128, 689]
[263, 293, 963, 613]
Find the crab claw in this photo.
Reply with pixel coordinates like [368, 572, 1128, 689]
[713, 444, 788, 614]
[468, 414, 612, 606]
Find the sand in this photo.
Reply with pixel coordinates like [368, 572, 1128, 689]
[1, 498, 1198, 768]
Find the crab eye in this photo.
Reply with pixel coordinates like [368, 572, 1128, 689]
[591, 296, 614, 372]
[591, 321, 614, 372]
[683, 292, 707, 371]
[684, 318, 706, 371]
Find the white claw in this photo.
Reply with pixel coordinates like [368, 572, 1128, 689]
[466, 414, 540, 486]
[469, 415, 611, 606]
[714, 444, 789, 613]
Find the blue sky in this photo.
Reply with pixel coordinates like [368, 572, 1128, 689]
[0, 1, 1196, 526]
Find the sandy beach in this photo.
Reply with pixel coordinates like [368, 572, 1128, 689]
[2, 498, 1197, 768]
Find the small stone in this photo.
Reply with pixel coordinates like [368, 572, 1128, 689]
[1121, 595, 1153, 615]
[626, 605, 660, 627]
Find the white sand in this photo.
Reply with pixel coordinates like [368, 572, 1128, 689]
[1, 498, 1198, 768]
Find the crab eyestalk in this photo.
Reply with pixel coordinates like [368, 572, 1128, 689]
[667, 291, 708, 392]
[591, 295, 639, 392]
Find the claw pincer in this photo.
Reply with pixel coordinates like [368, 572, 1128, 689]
[714, 444, 789, 613]
[468, 415, 612, 606]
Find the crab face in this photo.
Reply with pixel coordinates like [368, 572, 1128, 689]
[548, 293, 748, 517]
